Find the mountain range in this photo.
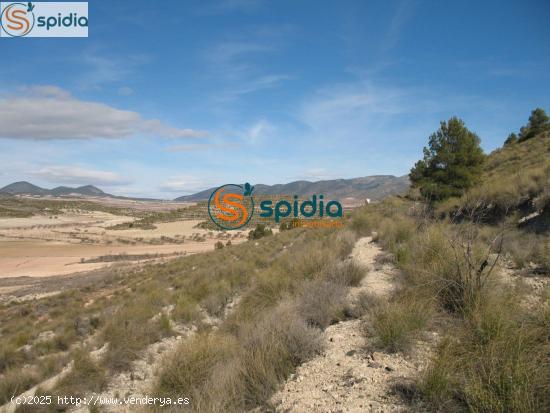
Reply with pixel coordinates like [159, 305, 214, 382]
[0, 175, 410, 202]
[0, 181, 110, 197]
[174, 175, 410, 202]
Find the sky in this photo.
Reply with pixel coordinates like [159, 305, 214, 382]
[1, 0, 549, 199]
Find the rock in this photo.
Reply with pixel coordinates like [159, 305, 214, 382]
[385, 366, 394, 372]
[368, 361, 382, 369]
[346, 350, 357, 357]
[36, 330, 55, 342]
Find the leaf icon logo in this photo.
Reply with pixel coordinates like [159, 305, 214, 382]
[243, 182, 254, 196]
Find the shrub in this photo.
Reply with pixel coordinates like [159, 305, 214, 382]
[418, 294, 550, 412]
[296, 280, 347, 328]
[55, 349, 106, 396]
[173, 297, 201, 324]
[334, 229, 357, 258]
[0, 368, 39, 404]
[350, 208, 376, 235]
[404, 224, 500, 315]
[248, 224, 273, 240]
[154, 302, 322, 411]
[101, 295, 171, 371]
[366, 295, 432, 353]
[232, 302, 323, 408]
[154, 333, 237, 402]
[324, 260, 365, 287]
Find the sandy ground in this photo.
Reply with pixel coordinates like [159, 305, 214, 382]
[0, 240, 227, 278]
[272, 237, 433, 413]
[0, 207, 246, 280]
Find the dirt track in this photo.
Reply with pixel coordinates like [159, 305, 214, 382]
[272, 237, 432, 412]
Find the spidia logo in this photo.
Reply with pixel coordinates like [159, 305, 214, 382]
[0, 2, 88, 38]
[0, 2, 35, 37]
[208, 183, 255, 230]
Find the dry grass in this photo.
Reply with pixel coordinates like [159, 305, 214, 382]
[154, 302, 323, 412]
[296, 279, 347, 328]
[0, 369, 39, 405]
[419, 293, 550, 412]
[351, 182, 549, 412]
[101, 291, 173, 371]
[365, 293, 433, 353]
[152, 228, 356, 411]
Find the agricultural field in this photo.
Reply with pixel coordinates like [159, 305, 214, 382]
[0, 197, 246, 293]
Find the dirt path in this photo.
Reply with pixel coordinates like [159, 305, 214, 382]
[272, 237, 428, 413]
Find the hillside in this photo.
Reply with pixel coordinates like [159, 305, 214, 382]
[438, 130, 550, 230]
[0, 181, 51, 196]
[0, 181, 108, 197]
[346, 130, 550, 411]
[175, 175, 410, 202]
[0, 182, 160, 202]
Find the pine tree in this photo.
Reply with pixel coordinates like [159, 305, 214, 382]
[504, 132, 518, 145]
[518, 108, 550, 142]
[410, 117, 485, 201]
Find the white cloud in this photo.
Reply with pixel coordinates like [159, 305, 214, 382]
[244, 119, 274, 144]
[0, 86, 207, 140]
[159, 176, 215, 194]
[141, 120, 208, 139]
[29, 166, 131, 186]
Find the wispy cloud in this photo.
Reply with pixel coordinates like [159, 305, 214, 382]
[243, 118, 274, 144]
[381, 0, 416, 51]
[165, 142, 238, 152]
[79, 50, 149, 90]
[159, 176, 216, 194]
[0, 86, 207, 140]
[29, 165, 131, 186]
[205, 38, 290, 100]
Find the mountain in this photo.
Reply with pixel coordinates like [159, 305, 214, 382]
[50, 185, 106, 197]
[0, 181, 109, 197]
[174, 175, 410, 202]
[0, 181, 50, 196]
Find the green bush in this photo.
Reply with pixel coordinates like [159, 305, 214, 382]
[248, 224, 273, 240]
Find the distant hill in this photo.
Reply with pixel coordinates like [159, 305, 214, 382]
[0, 181, 109, 197]
[0, 181, 164, 202]
[175, 175, 410, 202]
[0, 181, 51, 196]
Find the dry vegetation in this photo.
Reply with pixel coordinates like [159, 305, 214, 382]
[1, 219, 362, 411]
[350, 132, 550, 412]
[1, 133, 548, 413]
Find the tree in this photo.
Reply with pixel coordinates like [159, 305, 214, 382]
[518, 108, 550, 142]
[504, 132, 518, 146]
[410, 117, 485, 201]
[248, 224, 273, 240]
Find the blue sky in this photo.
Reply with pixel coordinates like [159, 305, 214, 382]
[1, 0, 549, 198]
